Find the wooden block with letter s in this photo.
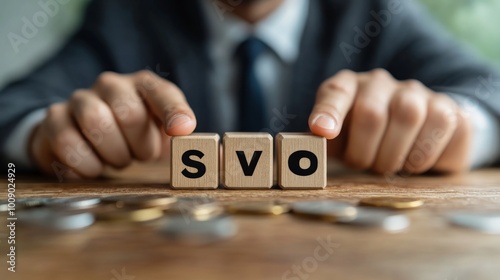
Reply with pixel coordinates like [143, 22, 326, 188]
[222, 132, 273, 189]
[276, 133, 326, 189]
[170, 133, 220, 189]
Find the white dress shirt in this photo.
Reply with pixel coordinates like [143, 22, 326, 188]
[201, 0, 309, 132]
[3, 0, 500, 169]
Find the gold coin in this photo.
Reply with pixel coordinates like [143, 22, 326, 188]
[226, 201, 290, 215]
[96, 206, 164, 222]
[359, 197, 424, 209]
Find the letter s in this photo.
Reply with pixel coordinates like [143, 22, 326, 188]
[181, 150, 206, 179]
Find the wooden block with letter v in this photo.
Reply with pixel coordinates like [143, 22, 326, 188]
[222, 132, 273, 189]
[170, 133, 220, 189]
[277, 133, 326, 189]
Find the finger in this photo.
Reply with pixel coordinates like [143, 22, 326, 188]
[372, 82, 429, 174]
[30, 123, 69, 177]
[133, 70, 196, 136]
[343, 69, 396, 169]
[69, 89, 132, 168]
[404, 94, 458, 174]
[42, 103, 103, 178]
[309, 70, 359, 139]
[93, 72, 162, 161]
[327, 113, 351, 158]
[431, 109, 472, 173]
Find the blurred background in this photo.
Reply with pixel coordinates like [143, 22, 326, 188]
[1, 0, 499, 89]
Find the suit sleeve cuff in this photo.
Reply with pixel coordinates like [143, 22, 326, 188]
[3, 109, 47, 169]
[448, 93, 500, 168]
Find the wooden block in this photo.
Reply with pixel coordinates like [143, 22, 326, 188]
[277, 133, 326, 189]
[222, 133, 273, 189]
[170, 133, 219, 189]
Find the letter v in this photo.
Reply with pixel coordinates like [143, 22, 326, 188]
[236, 151, 262, 176]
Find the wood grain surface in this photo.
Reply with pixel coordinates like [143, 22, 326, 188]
[1, 161, 500, 280]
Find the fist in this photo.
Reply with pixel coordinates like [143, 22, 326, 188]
[30, 71, 197, 179]
[309, 69, 472, 175]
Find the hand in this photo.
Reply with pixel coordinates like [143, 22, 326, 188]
[309, 69, 472, 175]
[30, 71, 196, 179]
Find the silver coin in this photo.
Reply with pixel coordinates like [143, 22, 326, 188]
[167, 197, 224, 221]
[0, 200, 9, 212]
[161, 215, 237, 245]
[1, 198, 51, 212]
[47, 196, 101, 209]
[176, 196, 216, 204]
[102, 194, 176, 208]
[18, 209, 95, 230]
[291, 200, 357, 220]
[17, 197, 50, 209]
[338, 208, 410, 231]
[448, 212, 500, 234]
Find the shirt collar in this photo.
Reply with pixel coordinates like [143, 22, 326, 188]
[202, 0, 309, 64]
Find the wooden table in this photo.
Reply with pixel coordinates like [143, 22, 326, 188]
[1, 162, 500, 280]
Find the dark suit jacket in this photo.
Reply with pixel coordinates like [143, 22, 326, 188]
[1, 0, 499, 160]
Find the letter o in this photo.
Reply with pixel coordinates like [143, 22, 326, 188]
[288, 150, 318, 176]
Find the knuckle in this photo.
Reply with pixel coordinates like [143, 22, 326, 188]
[402, 79, 425, 91]
[46, 103, 65, 119]
[429, 103, 458, 132]
[337, 69, 356, 78]
[320, 78, 350, 96]
[353, 101, 387, 130]
[135, 70, 154, 79]
[391, 93, 426, 126]
[52, 129, 75, 149]
[78, 104, 113, 130]
[69, 89, 89, 104]
[162, 79, 181, 93]
[369, 68, 391, 80]
[114, 106, 146, 128]
[95, 72, 121, 88]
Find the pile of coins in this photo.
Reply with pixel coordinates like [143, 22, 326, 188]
[2, 195, 500, 244]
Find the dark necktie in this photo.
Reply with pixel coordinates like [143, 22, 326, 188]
[235, 37, 267, 132]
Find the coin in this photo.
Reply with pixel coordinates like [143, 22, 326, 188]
[96, 206, 164, 223]
[359, 197, 424, 209]
[161, 215, 238, 245]
[102, 194, 177, 209]
[448, 212, 500, 234]
[18, 208, 95, 230]
[47, 196, 101, 210]
[291, 200, 357, 221]
[167, 196, 224, 220]
[2, 198, 50, 212]
[17, 197, 50, 209]
[0, 200, 9, 212]
[338, 208, 410, 231]
[226, 201, 290, 215]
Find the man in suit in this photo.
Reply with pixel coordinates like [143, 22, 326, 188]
[1, 0, 499, 179]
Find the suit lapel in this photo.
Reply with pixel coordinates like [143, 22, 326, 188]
[289, 0, 331, 132]
[289, 0, 354, 132]
[143, 0, 215, 132]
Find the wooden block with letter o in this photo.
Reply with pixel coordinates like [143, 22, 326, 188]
[277, 133, 326, 189]
[170, 133, 220, 189]
[222, 132, 273, 189]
